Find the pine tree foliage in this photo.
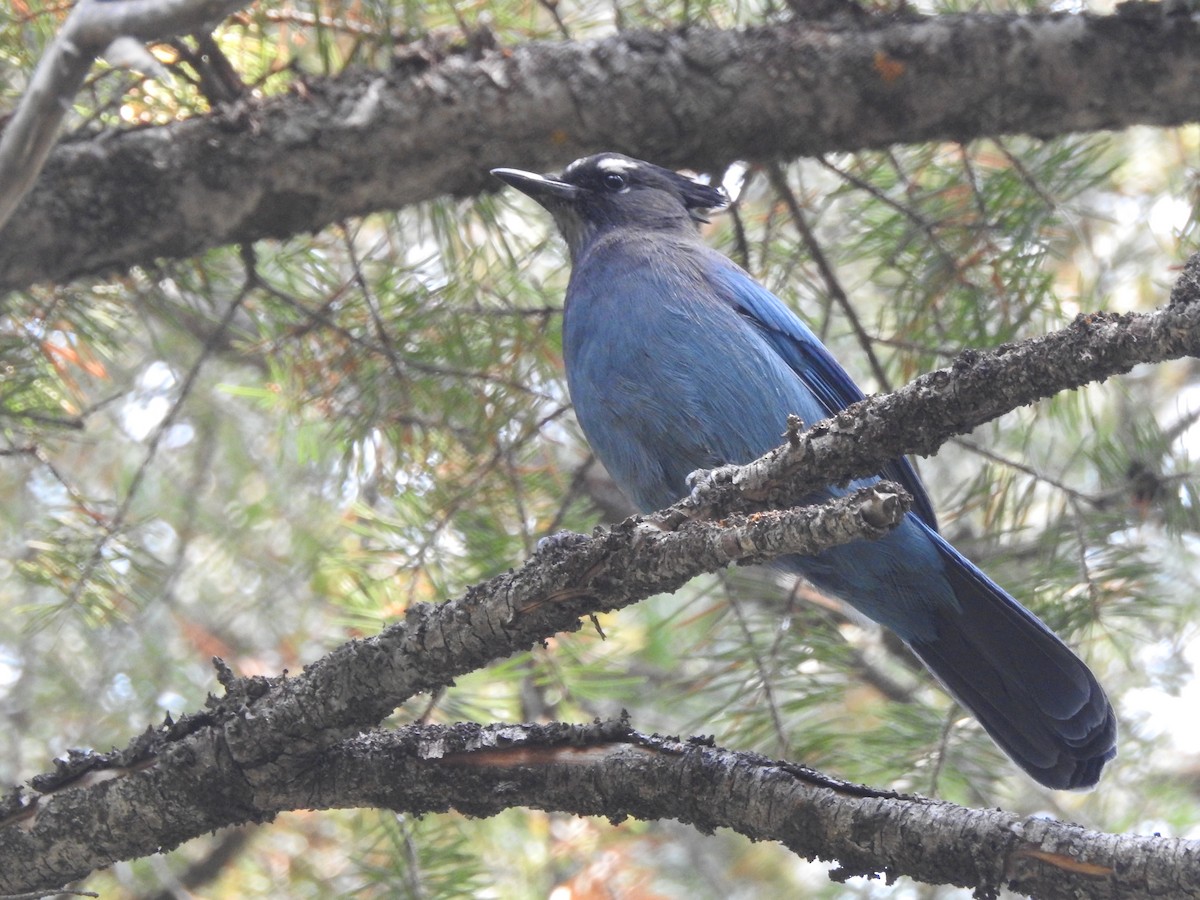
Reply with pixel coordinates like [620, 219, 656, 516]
[1, 1, 1199, 896]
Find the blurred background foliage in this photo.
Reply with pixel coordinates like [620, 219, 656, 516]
[2, 0, 1200, 897]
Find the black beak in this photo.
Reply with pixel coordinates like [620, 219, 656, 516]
[491, 167, 580, 204]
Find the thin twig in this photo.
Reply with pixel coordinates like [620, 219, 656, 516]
[725, 577, 792, 758]
[65, 283, 250, 609]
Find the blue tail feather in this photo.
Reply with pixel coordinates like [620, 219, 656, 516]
[906, 527, 1116, 789]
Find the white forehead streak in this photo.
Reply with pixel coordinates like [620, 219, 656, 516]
[596, 157, 639, 175]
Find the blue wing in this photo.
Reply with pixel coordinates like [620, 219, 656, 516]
[709, 255, 938, 530]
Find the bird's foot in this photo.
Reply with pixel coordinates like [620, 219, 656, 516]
[535, 530, 590, 556]
[685, 464, 741, 502]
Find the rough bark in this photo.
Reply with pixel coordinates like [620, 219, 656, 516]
[10, 721, 1200, 900]
[3, 5, 1200, 293]
[317, 723, 1200, 900]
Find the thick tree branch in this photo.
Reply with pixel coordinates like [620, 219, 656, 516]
[3, 6, 1200, 292]
[10, 721, 1200, 900]
[3, 266, 1198, 892]
[0, 486, 907, 893]
[227, 721, 1200, 900]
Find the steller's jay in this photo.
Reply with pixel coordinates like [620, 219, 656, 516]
[492, 153, 1116, 789]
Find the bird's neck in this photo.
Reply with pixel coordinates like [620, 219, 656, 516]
[574, 222, 705, 267]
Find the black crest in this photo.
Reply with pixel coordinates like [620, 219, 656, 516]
[561, 153, 728, 220]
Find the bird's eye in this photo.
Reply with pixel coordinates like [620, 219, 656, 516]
[602, 173, 626, 191]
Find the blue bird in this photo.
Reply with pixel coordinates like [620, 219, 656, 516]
[492, 153, 1116, 789]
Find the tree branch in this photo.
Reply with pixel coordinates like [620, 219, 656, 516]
[3, 264, 1199, 893]
[0, 485, 907, 894]
[3, 6, 1200, 292]
[12, 721, 1200, 900]
[252, 721, 1200, 900]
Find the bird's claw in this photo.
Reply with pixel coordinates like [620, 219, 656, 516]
[685, 464, 740, 502]
[535, 530, 590, 555]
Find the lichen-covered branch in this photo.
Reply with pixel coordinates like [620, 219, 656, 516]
[307, 722, 1200, 900]
[3, 262, 1198, 894]
[3, 6, 1200, 292]
[0, 486, 906, 893]
[12, 721, 1200, 900]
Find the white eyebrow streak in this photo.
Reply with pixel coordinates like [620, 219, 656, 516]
[596, 157, 639, 175]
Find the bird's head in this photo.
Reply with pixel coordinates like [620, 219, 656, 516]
[491, 153, 728, 260]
